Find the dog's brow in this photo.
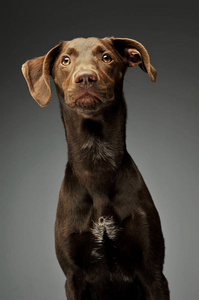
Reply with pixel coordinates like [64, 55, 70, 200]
[64, 47, 79, 56]
[92, 45, 107, 55]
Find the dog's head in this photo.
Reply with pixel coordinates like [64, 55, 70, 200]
[22, 37, 157, 112]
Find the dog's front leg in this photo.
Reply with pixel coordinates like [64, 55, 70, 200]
[64, 270, 89, 300]
[138, 271, 170, 300]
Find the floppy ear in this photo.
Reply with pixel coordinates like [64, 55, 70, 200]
[109, 38, 157, 83]
[22, 42, 63, 107]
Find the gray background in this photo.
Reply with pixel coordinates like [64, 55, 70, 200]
[1, 1, 199, 299]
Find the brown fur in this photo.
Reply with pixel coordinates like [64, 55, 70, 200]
[22, 37, 169, 300]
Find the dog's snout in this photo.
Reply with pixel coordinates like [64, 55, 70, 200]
[75, 70, 97, 89]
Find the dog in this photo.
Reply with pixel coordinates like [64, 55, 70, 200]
[22, 37, 170, 300]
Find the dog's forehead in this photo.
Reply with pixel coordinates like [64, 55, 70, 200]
[62, 37, 111, 54]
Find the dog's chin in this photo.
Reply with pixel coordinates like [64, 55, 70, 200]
[67, 94, 104, 111]
[75, 95, 102, 109]
[66, 92, 115, 114]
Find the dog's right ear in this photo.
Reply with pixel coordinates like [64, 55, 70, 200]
[22, 42, 63, 107]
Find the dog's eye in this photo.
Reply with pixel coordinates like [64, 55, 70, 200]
[102, 53, 112, 63]
[61, 56, 71, 66]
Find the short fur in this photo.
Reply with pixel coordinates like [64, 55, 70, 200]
[22, 37, 169, 300]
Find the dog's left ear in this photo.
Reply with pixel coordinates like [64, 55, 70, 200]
[108, 37, 157, 83]
[22, 42, 63, 107]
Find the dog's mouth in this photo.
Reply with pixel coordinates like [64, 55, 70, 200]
[68, 93, 103, 110]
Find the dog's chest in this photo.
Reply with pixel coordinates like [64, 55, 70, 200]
[67, 211, 144, 275]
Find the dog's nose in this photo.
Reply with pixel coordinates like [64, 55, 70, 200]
[74, 70, 97, 89]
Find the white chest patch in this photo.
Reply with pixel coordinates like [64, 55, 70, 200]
[91, 216, 120, 259]
[91, 217, 120, 259]
[91, 216, 119, 243]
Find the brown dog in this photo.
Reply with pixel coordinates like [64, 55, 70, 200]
[22, 37, 170, 300]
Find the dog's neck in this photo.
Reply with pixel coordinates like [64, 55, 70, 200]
[60, 99, 127, 179]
